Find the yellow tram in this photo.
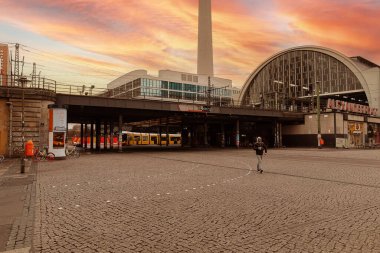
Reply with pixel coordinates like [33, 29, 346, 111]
[122, 132, 181, 146]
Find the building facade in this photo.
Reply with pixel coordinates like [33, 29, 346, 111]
[0, 44, 10, 87]
[239, 46, 380, 113]
[239, 46, 380, 147]
[107, 70, 240, 106]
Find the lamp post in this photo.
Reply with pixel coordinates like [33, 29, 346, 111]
[316, 81, 321, 149]
[289, 83, 297, 111]
[206, 76, 212, 110]
[90, 85, 95, 96]
[20, 77, 28, 173]
[205, 76, 229, 110]
[274, 80, 283, 110]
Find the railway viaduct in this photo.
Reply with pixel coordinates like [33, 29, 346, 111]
[0, 86, 304, 156]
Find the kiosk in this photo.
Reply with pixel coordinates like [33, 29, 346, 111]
[48, 108, 67, 158]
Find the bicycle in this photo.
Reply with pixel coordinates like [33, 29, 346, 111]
[34, 147, 55, 161]
[65, 146, 80, 158]
[12, 147, 24, 157]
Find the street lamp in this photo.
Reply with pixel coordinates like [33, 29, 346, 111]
[205, 76, 230, 110]
[90, 85, 95, 96]
[289, 83, 297, 111]
[19, 77, 28, 173]
[273, 80, 284, 110]
[316, 81, 321, 149]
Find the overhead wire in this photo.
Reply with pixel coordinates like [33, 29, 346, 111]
[19, 44, 127, 76]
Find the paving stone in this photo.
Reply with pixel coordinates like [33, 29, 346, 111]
[31, 149, 380, 252]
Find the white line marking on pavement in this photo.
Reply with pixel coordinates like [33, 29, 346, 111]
[106, 200, 111, 203]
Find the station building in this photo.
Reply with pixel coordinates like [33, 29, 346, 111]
[106, 69, 241, 106]
[239, 46, 380, 148]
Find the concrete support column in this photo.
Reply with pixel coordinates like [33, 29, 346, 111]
[333, 112, 337, 148]
[80, 123, 84, 148]
[110, 122, 114, 150]
[204, 122, 208, 146]
[181, 123, 185, 148]
[236, 120, 240, 148]
[118, 115, 123, 152]
[90, 123, 94, 150]
[96, 121, 101, 152]
[7, 102, 13, 157]
[279, 122, 282, 147]
[84, 123, 88, 149]
[166, 118, 169, 147]
[104, 122, 108, 151]
[221, 124, 225, 148]
[274, 121, 282, 148]
[159, 119, 162, 147]
[189, 125, 193, 147]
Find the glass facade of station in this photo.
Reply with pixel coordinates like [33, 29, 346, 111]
[111, 78, 233, 105]
[241, 50, 364, 111]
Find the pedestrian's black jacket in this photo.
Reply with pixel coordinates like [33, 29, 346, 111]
[253, 142, 267, 155]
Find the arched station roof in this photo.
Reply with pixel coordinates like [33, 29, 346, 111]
[239, 46, 372, 108]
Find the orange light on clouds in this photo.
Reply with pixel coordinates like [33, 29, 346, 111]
[0, 0, 379, 87]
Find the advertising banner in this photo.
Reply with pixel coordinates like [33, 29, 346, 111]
[49, 108, 67, 132]
[48, 108, 67, 157]
[327, 98, 378, 116]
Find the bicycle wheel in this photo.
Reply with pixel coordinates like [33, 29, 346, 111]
[65, 150, 72, 159]
[34, 151, 44, 161]
[46, 152, 55, 161]
[74, 150, 80, 158]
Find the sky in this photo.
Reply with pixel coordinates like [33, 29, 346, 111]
[0, 0, 379, 89]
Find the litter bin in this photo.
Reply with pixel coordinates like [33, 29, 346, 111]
[25, 140, 34, 157]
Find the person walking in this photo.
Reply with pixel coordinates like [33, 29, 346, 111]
[253, 137, 267, 173]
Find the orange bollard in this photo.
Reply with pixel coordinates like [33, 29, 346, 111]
[25, 140, 34, 157]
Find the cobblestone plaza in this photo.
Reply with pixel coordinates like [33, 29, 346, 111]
[31, 149, 380, 252]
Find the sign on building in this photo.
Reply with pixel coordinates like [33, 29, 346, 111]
[327, 98, 378, 116]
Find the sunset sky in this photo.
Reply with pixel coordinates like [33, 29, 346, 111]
[0, 0, 379, 89]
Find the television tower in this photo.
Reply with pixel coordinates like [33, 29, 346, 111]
[197, 0, 214, 77]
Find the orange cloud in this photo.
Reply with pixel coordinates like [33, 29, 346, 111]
[274, 0, 380, 61]
[0, 0, 378, 88]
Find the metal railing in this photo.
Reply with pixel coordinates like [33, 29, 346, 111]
[1, 75, 308, 113]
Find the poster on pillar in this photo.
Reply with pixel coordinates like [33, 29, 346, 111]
[48, 108, 67, 158]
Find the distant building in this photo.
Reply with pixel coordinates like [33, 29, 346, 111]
[107, 69, 240, 106]
[0, 44, 10, 86]
[106, 0, 241, 106]
[239, 45, 380, 148]
[239, 45, 380, 113]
